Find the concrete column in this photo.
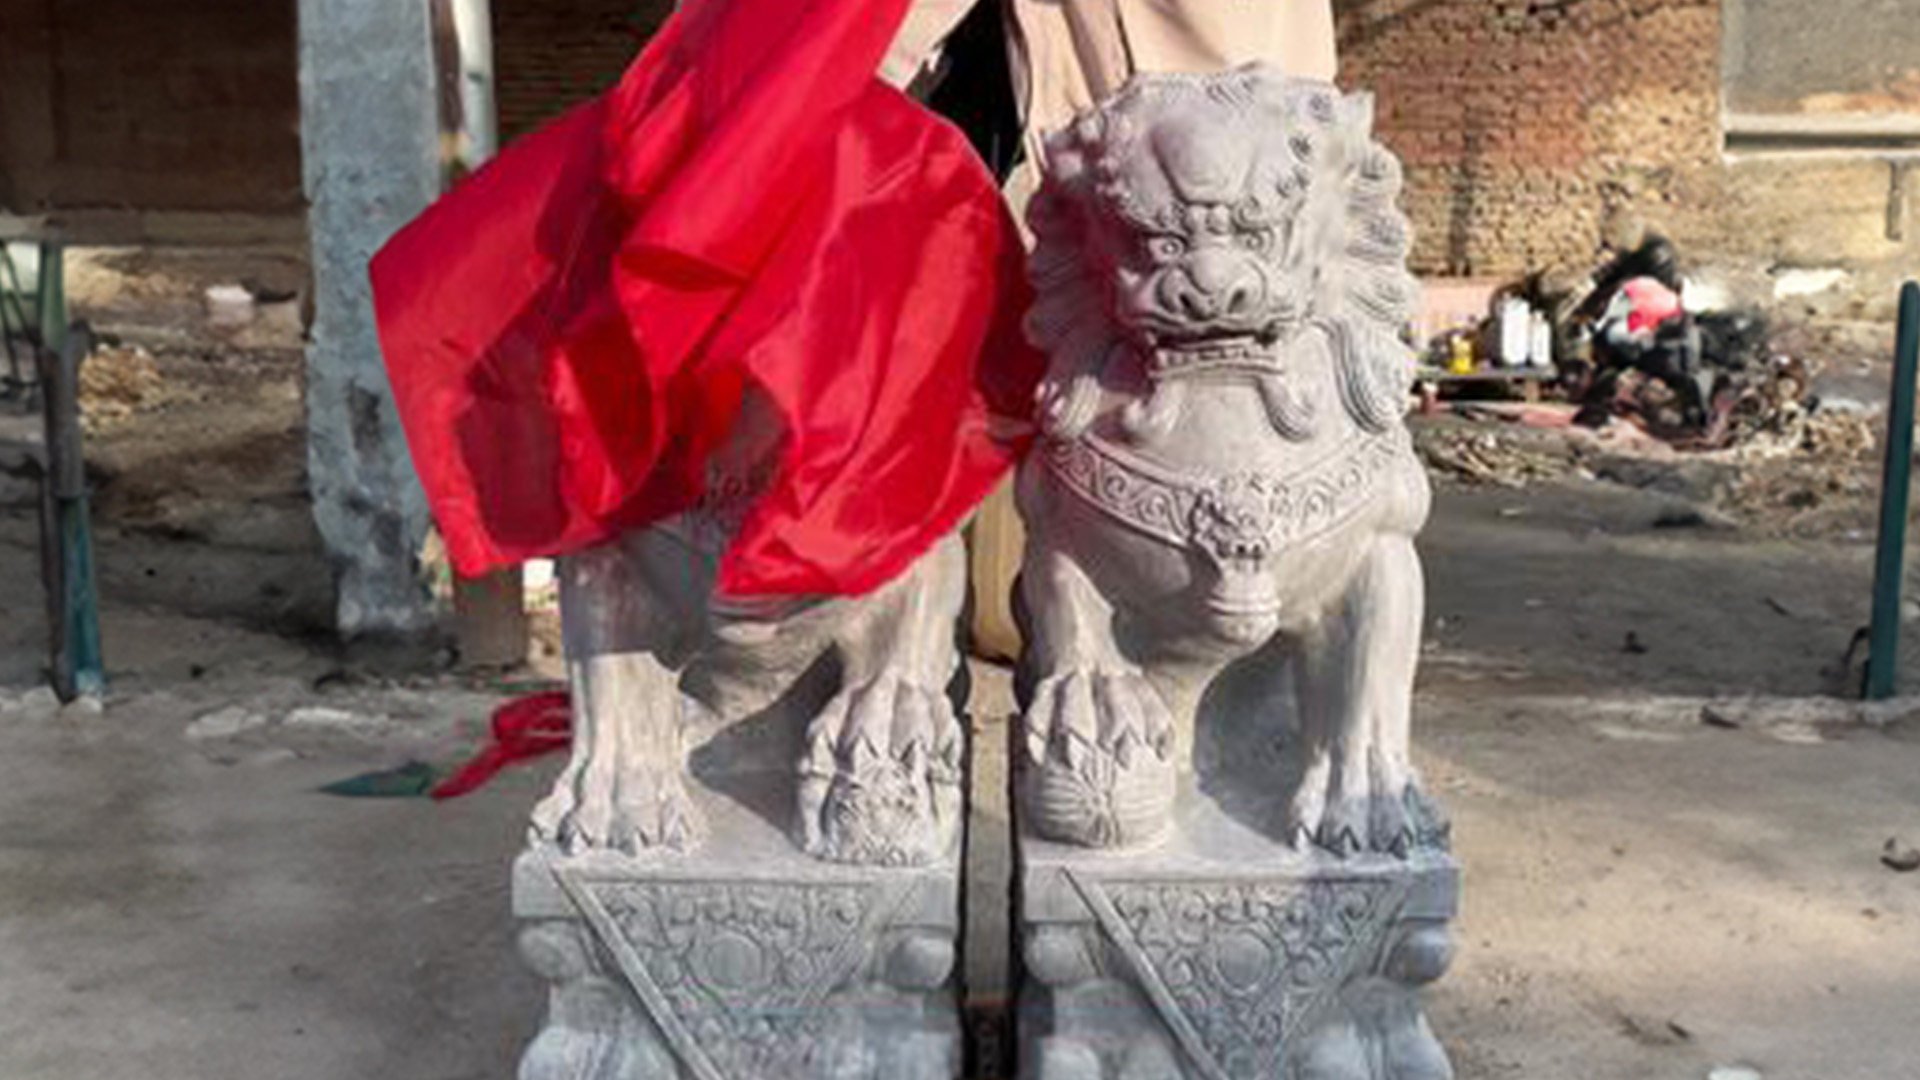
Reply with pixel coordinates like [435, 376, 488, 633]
[298, 0, 442, 637]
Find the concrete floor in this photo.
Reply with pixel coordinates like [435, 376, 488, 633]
[3, 481, 1920, 1079]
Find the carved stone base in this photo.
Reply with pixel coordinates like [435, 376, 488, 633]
[514, 777, 961, 1080]
[1015, 791, 1458, 1080]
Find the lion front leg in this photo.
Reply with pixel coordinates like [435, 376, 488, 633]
[1015, 536, 1177, 850]
[796, 534, 968, 867]
[1287, 533, 1445, 857]
[531, 534, 704, 855]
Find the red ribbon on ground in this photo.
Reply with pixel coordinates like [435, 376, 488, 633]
[430, 692, 573, 800]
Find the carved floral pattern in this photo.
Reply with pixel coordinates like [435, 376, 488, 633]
[562, 876, 903, 1080]
[1043, 429, 1404, 566]
[1078, 876, 1402, 1080]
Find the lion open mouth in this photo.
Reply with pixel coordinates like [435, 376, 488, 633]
[1148, 331, 1285, 380]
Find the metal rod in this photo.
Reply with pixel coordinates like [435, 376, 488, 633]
[1865, 281, 1920, 699]
[35, 243, 104, 702]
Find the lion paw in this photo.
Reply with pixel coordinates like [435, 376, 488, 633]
[1021, 668, 1177, 848]
[798, 671, 962, 867]
[537, 767, 704, 857]
[1287, 750, 1448, 858]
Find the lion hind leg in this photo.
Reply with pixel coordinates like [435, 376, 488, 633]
[533, 533, 706, 856]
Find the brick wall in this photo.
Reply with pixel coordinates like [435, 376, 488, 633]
[1336, 0, 1724, 278]
[1337, 0, 1920, 317]
[493, 0, 673, 140]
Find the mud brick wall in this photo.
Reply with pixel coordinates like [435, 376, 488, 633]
[1336, 0, 1724, 279]
[1337, 0, 1920, 319]
[493, 0, 673, 141]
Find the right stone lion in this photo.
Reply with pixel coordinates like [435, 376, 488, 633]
[1016, 64, 1449, 858]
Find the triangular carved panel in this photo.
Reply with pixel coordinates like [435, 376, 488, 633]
[1073, 874, 1404, 1080]
[558, 873, 902, 1080]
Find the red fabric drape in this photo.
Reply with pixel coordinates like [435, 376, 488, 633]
[371, 0, 1042, 598]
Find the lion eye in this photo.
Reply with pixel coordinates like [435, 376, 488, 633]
[1143, 235, 1187, 263]
[1239, 228, 1277, 253]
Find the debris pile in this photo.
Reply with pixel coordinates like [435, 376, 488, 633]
[1411, 223, 1892, 536]
[1417, 427, 1574, 488]
[77, 345, 168, 430]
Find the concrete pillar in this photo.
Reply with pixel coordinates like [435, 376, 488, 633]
[298, 0, 442, 637]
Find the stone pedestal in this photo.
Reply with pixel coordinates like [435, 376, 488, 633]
[513, 776, 962, 1080]
[1016, 790, 1458, 1080]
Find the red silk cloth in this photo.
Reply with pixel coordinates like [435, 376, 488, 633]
[371, 0, 1042, 597]
[430, 692, 572, 800]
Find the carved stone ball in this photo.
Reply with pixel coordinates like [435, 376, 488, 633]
[517, 921, 592, 982]
[1118, 1034, 1183, 1080]
[1035, 1036, 1105, 1080]
[1385, 923, 1456, 986]
[1024, 925, 1098, 988]
[1293, 1020, 1371, 1080]
[885, 932, 955, 991]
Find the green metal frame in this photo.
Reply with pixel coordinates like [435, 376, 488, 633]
[29, 243, 105, 701]
[1865, 281, 1920, 700]
[1, 243, 42, 396]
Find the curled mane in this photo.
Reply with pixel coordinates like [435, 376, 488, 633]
[1024, 65, 1419, 441]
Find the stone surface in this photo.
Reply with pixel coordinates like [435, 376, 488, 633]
[297, 0, 441, 636]
[184, 705, 268, 741]
[534, 503, 967, 869]
[1012, 67, 1455, 1078]
[0, 684, 60, 718]
[511, 429, 976, 1073]
[1017, 799, 1458, 1080]
[1016, 66, 1438, 859]
[513, 779, 961, 1080]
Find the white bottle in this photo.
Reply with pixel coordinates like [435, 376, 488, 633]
[1528, 309, 1555, 372]
[1498, 297, 1530, 367]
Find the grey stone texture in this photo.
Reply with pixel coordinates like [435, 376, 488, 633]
[510, 406, 975, 1075]
[513, 782, 961, 1080]
[297, 0, 442, 636]
[535, 521, 968, 868]
[1018, 811, 1457, 1080]
[1011, 66, 1457, 1079]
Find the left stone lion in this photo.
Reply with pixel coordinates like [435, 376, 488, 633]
[531, 401, 968, 868]
[511, 403, 973, 1080]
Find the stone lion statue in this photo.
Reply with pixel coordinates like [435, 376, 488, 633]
[1015, 65, 1447, 857]
[531, 397, 966, 867]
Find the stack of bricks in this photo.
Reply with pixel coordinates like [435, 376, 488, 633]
[492, 0, 673, 141]
[1337, 0, 1723, 279]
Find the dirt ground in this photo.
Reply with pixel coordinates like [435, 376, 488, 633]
[2, 249, 1918, 1079]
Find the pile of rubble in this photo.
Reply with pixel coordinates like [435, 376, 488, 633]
[1417, 424, 1579, 489]
[76, 345, 171, 430]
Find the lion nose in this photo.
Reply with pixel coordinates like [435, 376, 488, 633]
[1167, 251, 1263, 321]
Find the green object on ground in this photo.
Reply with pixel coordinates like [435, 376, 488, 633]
[319, 760, 443, 798]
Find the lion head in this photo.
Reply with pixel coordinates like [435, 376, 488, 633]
[1027, 66, 1418, 441]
